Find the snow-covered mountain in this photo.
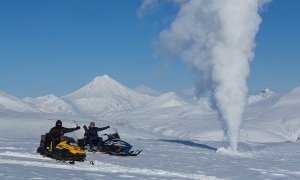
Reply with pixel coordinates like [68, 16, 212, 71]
[24, 94, 76, 114]
[135, 85, 162, 97]
[63, 75, 155, 115]
[243, 86, 300, 142]
[0, 91, 39, 113]
[248, 87, 275, 104]
[108, 86, 300, 143]
[260, 87, 275, 98]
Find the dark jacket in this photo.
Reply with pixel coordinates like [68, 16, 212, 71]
[87, 126, 110, 139]
[49, 126, 79, 143]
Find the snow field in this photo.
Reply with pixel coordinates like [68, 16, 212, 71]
[0, 137, 300, 179]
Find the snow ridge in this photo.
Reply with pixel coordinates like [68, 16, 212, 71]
[24, 94, 76, 114]
[135, 85, 162, 97]
[0, 91, 39, 112]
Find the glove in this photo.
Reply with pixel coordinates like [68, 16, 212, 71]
[75, 126, 80, 130]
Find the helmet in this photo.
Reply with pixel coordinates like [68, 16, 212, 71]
[56, 120, 62, 127]
[90, 122, 95, 127]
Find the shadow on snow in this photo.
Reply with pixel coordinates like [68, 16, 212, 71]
[160, 139, 217, 152]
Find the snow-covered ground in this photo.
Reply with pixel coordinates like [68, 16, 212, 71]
[0, 137, 300, 179]
[0, 75, 300, 179]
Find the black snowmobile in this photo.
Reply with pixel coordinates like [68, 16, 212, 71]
[37, 132, 86, 164]
[79, 125, 142, 156]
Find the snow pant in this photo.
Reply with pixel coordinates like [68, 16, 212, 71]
[87, 137, 103, 150]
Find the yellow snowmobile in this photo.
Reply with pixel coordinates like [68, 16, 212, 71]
[37, 133, 86, 164]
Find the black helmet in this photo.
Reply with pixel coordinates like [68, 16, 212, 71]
[56, 120, 62, 127]
[90, 122, 95, 127]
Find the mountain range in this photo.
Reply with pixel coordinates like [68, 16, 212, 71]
[0, 74, 300, 143]
[1, 75, 155, 115]
[0, 75, 279, 115]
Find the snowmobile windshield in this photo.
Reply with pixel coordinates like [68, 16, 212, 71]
[101, 128, 120, 140]
[111, 132, 120, 139]
[63, 130, 80, 145]
[61, 136, 76, 144]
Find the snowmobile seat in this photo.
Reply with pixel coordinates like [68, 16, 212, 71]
[77, 138, 86, 148]
[74, 125, 89, 148]
[37, 133, 53, 156]
[82, 125, 90, 146]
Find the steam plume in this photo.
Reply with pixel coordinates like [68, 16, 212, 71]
[140, 0, 270, 151]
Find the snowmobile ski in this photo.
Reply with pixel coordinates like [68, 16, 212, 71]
[109, 150, 142, 156]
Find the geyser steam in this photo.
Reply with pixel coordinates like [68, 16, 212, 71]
[140, 0, 270, 151]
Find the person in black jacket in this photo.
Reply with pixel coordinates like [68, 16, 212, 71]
[86, 122, 110, 150]
[48, 120, 80, 149]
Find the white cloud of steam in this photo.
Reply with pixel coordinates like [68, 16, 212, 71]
[140, 0, 270, 151]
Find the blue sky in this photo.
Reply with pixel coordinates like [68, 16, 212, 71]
[0, 0, 299, 98]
